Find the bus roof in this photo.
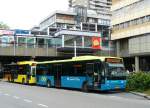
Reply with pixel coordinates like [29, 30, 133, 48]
[17, 61, 37, 65]
[38, 56, 122, 64]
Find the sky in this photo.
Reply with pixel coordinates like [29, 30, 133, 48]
[0, 0, 68, 29]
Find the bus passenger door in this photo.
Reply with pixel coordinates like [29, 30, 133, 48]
[54, 64, 62, 88]
[86, 63, 94, 87]
[31, 66, 36, 77]
[94, 63, 100, 84]
[30, 66, 36, 83]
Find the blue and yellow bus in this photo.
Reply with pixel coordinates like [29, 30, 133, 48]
[36, 56, 127, 91]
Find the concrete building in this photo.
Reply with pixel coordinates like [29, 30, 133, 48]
[0, 29, 67, 66]
[111, 0, 150, 72]
[69, 0, 112, 18]
[39, 9, 114, 56]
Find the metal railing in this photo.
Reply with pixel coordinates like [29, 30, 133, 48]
[0, 42, 58, 56]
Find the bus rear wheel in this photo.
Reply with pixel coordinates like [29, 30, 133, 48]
[8, 77, 11, 82]
[82, 83, 89, 92]
[47, 80, 51, 88]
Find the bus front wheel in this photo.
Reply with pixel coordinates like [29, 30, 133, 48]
[47, 80, 51, 88]
[82, 82, 89, 92]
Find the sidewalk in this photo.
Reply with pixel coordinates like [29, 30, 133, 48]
[130, 91, 150, 100]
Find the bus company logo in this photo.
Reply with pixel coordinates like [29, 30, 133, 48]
[41, 76, 47, 82]
[92, 37, 101, 49]
[67, 77, 80, 81]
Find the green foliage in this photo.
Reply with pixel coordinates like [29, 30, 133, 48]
[0, 22, 9, 29]
[127, 72, 150, 92]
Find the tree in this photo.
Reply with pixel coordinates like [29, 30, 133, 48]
[0, 22, 9, 29]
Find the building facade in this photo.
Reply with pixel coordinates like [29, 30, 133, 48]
[69, 0, 112, 18]
[111, 0, 150, 72]
[39, 9, 114, 56]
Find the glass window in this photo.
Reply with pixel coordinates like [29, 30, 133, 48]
[37, 38, 45, 48]
[73, 63, 84, 76]
[27, 37, 35, 48]
[102, 40, 109, 47]
[86, 63, 94, 74]
[18, 65, 30, 75]
[84, 36, 92, 48]
[64, 35, 82, 47]
[0, 36, 14, 47]
[17, 37, 26, 47]
[36, 64, 48, 75]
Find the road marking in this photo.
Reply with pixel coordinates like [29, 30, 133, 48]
[23, 99, 32, 103]
[4, 93, 10, 96]
[38, 104, 48, 108]
[13, 96, 20, 99]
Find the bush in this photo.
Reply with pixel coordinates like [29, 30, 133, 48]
[126, 72, 150, 92]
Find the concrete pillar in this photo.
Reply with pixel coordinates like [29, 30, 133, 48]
[82, 36, 84, 48]
[47, 27, 49, 35]
[80, 22, 83, 31]
[116, 40, 120, 57]
[62, 35, 64, 47]
[135, 56, 140, 72]
[95, 23, 97, 32]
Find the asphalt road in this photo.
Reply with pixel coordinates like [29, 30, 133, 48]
[0, 81, 150, 108]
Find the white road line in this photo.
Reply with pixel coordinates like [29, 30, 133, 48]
[4, 93, 10, 96]
[23, 99, 32, 103]
[13, 96, 20, 99]
[38, 104, 48, 108]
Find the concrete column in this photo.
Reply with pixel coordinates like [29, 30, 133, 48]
[80, 22, 83, 31]
[116, 40, 120, 57]
[62, 35, 64, 47]
[47, 27, 49, 35]
[82, 36, 84, 48]
[95, 23, 97, 32]
[135, 56, 140, 72]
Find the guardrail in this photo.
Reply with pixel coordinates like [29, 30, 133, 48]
[0, 42, 58, 56]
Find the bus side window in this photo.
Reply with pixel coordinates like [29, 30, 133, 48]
[73, 62, 84, 76]
[86, 63, 94, 76]
[47, 64, 52, 76]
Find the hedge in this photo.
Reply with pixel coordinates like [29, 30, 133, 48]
[126, 72, 150, 92]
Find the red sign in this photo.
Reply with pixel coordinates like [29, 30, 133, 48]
[92, 37, 101, 49]
[105, 58, 122, 63]
[0, 30, 14, 35]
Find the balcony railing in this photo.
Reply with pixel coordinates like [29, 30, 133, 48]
[0, 42, 57, 56]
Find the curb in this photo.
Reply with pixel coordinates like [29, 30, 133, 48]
[130, 91, 150, 100]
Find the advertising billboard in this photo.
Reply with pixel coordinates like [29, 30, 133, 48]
[0, 30, 14, 35]
[92, 37, 101, 49]
[15, 29, 30, 35]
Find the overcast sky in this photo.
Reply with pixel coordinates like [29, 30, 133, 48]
[0, 0, 68, 29]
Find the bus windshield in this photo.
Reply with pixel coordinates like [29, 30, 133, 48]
[18, 65, 31, 75]
[108, 63, 126, 76]
[106, 63, 127, 80]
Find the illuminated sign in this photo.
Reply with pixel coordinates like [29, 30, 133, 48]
[73, 65, 82, 68]
[92, 37, 101, 49]
[32, 63, 37, 66]
[0, 30, 14, 35]
[105, 58, 122, 63]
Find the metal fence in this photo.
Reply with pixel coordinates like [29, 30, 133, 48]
[0, 42, 57, 56]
